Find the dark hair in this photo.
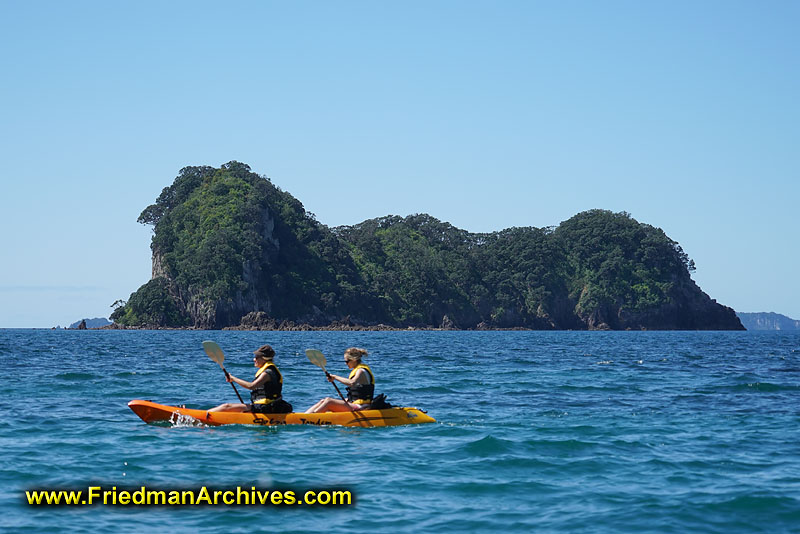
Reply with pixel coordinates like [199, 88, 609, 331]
[254, 344, 275, 359]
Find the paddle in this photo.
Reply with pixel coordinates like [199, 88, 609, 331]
[202, 340, 245, 405]
[305, 349, 370, 426]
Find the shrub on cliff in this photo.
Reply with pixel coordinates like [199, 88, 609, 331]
[110, 278, 189, 327]
[554, 210, 697, 327]
[336, 214, 479, 326]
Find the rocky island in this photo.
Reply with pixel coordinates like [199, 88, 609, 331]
[111, 162, 743, 331]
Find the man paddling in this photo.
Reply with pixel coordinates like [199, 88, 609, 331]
[209, 344, 292, 414]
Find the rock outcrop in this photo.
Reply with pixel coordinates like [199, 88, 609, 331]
[114, 163, 744, 331]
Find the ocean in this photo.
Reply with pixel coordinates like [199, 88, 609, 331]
[1, 329, 798, 533]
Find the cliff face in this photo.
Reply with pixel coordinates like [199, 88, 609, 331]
[113, 162, 370, 329]
[594, 283, 743, 330]
[150, 204, 278, 329]
[569, 266, 742, 331]
[737, 312, 800, 331]
[113, 163, 744, 331]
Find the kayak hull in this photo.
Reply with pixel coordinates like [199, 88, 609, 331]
[128, 399, 435, 427]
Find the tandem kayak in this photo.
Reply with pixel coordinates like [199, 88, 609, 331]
[128, 399, 436, 428]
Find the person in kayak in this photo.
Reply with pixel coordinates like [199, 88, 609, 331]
[305, 347, 374, 413]
[209, 344, 292, 414]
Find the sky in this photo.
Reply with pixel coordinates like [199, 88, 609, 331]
[1, 1, 798, 328]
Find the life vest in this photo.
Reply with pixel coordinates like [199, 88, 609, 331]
[250, 361, 283, 405]
[346, 363, 374, 405]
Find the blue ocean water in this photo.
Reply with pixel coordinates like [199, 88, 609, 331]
[1, 329, 799, 533]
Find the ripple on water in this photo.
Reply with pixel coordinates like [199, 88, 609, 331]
[54, 372, 99, 380]
[460, 434, 516, 456]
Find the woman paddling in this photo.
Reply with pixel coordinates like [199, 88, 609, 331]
[209, 344, 292, 413]
[306, 347, 374, 413]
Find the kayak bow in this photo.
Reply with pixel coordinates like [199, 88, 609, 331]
[128, 399, 435, 428]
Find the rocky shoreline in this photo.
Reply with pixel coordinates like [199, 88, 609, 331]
[96, 321, 527, 332]
[70, 309, 745, 332]
[92, 321, 729, 332]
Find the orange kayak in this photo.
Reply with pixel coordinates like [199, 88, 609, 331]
[128, 399, 436, 428]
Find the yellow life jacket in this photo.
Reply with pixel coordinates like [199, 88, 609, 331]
[251, 361, 283, 405]
[346, 363, 374, 405]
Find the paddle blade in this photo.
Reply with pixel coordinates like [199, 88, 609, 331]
[202, 340, 225, 366]
[305, 349, 327, 369]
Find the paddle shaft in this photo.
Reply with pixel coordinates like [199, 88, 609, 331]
[325, 369, 371, 427]
[221, 365, 246, 405]
[202, 340, 264, 423]
[305, 349, 370, 427]
[225, 366, 268, 424]
[325, 371, 350, 406]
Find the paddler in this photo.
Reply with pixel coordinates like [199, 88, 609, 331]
[305, 347, 374, 413]
[209, 344, 292, 413]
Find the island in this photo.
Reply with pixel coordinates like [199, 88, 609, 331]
[110, 162, 744, 331]
[68, 317, 112, 329]
[737, 313, 800, 331]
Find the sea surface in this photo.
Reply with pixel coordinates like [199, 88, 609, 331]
[1, 329, 799, 533]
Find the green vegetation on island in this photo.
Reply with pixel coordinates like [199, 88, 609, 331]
[112, 162, 743, 330]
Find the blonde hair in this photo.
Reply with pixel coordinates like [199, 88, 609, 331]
[344, 347, 368, 362]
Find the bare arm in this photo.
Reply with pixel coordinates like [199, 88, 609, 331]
[328, 369, 366, 387]
[227, 370, 271, 390]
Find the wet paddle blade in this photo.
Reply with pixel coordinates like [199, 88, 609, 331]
[202, 340, 226, 366]
[305, 349, 327, 369]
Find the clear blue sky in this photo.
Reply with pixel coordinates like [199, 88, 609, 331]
[1, 1, 798, 328]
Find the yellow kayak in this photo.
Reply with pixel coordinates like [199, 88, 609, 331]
[128, 399, 436, 428]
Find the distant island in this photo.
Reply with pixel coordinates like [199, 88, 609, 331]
[67, 318, 112, 329]
[110, 162, 743, 331]
[737, 312, 800, 331]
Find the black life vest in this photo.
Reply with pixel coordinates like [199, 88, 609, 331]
[346, 363, 374, 405]
[250, 361, 283, 405]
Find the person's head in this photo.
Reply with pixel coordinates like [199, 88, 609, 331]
[253, 344, 275, 366]
[343, 347, 368, 368]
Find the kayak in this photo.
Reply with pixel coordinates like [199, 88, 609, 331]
[128, 399, 436, 428]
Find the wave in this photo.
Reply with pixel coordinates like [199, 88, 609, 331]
[704, 494, 800, 518]
[710, 382, 800, 393]
[408, 386, 460, 394]
[461, 434, 516, 456]
[54, 372, 99, 380]
[523, 438, 600, 453]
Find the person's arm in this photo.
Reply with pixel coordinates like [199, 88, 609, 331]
[328, 369, 364, 386]
[227, 370, 271, 390]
